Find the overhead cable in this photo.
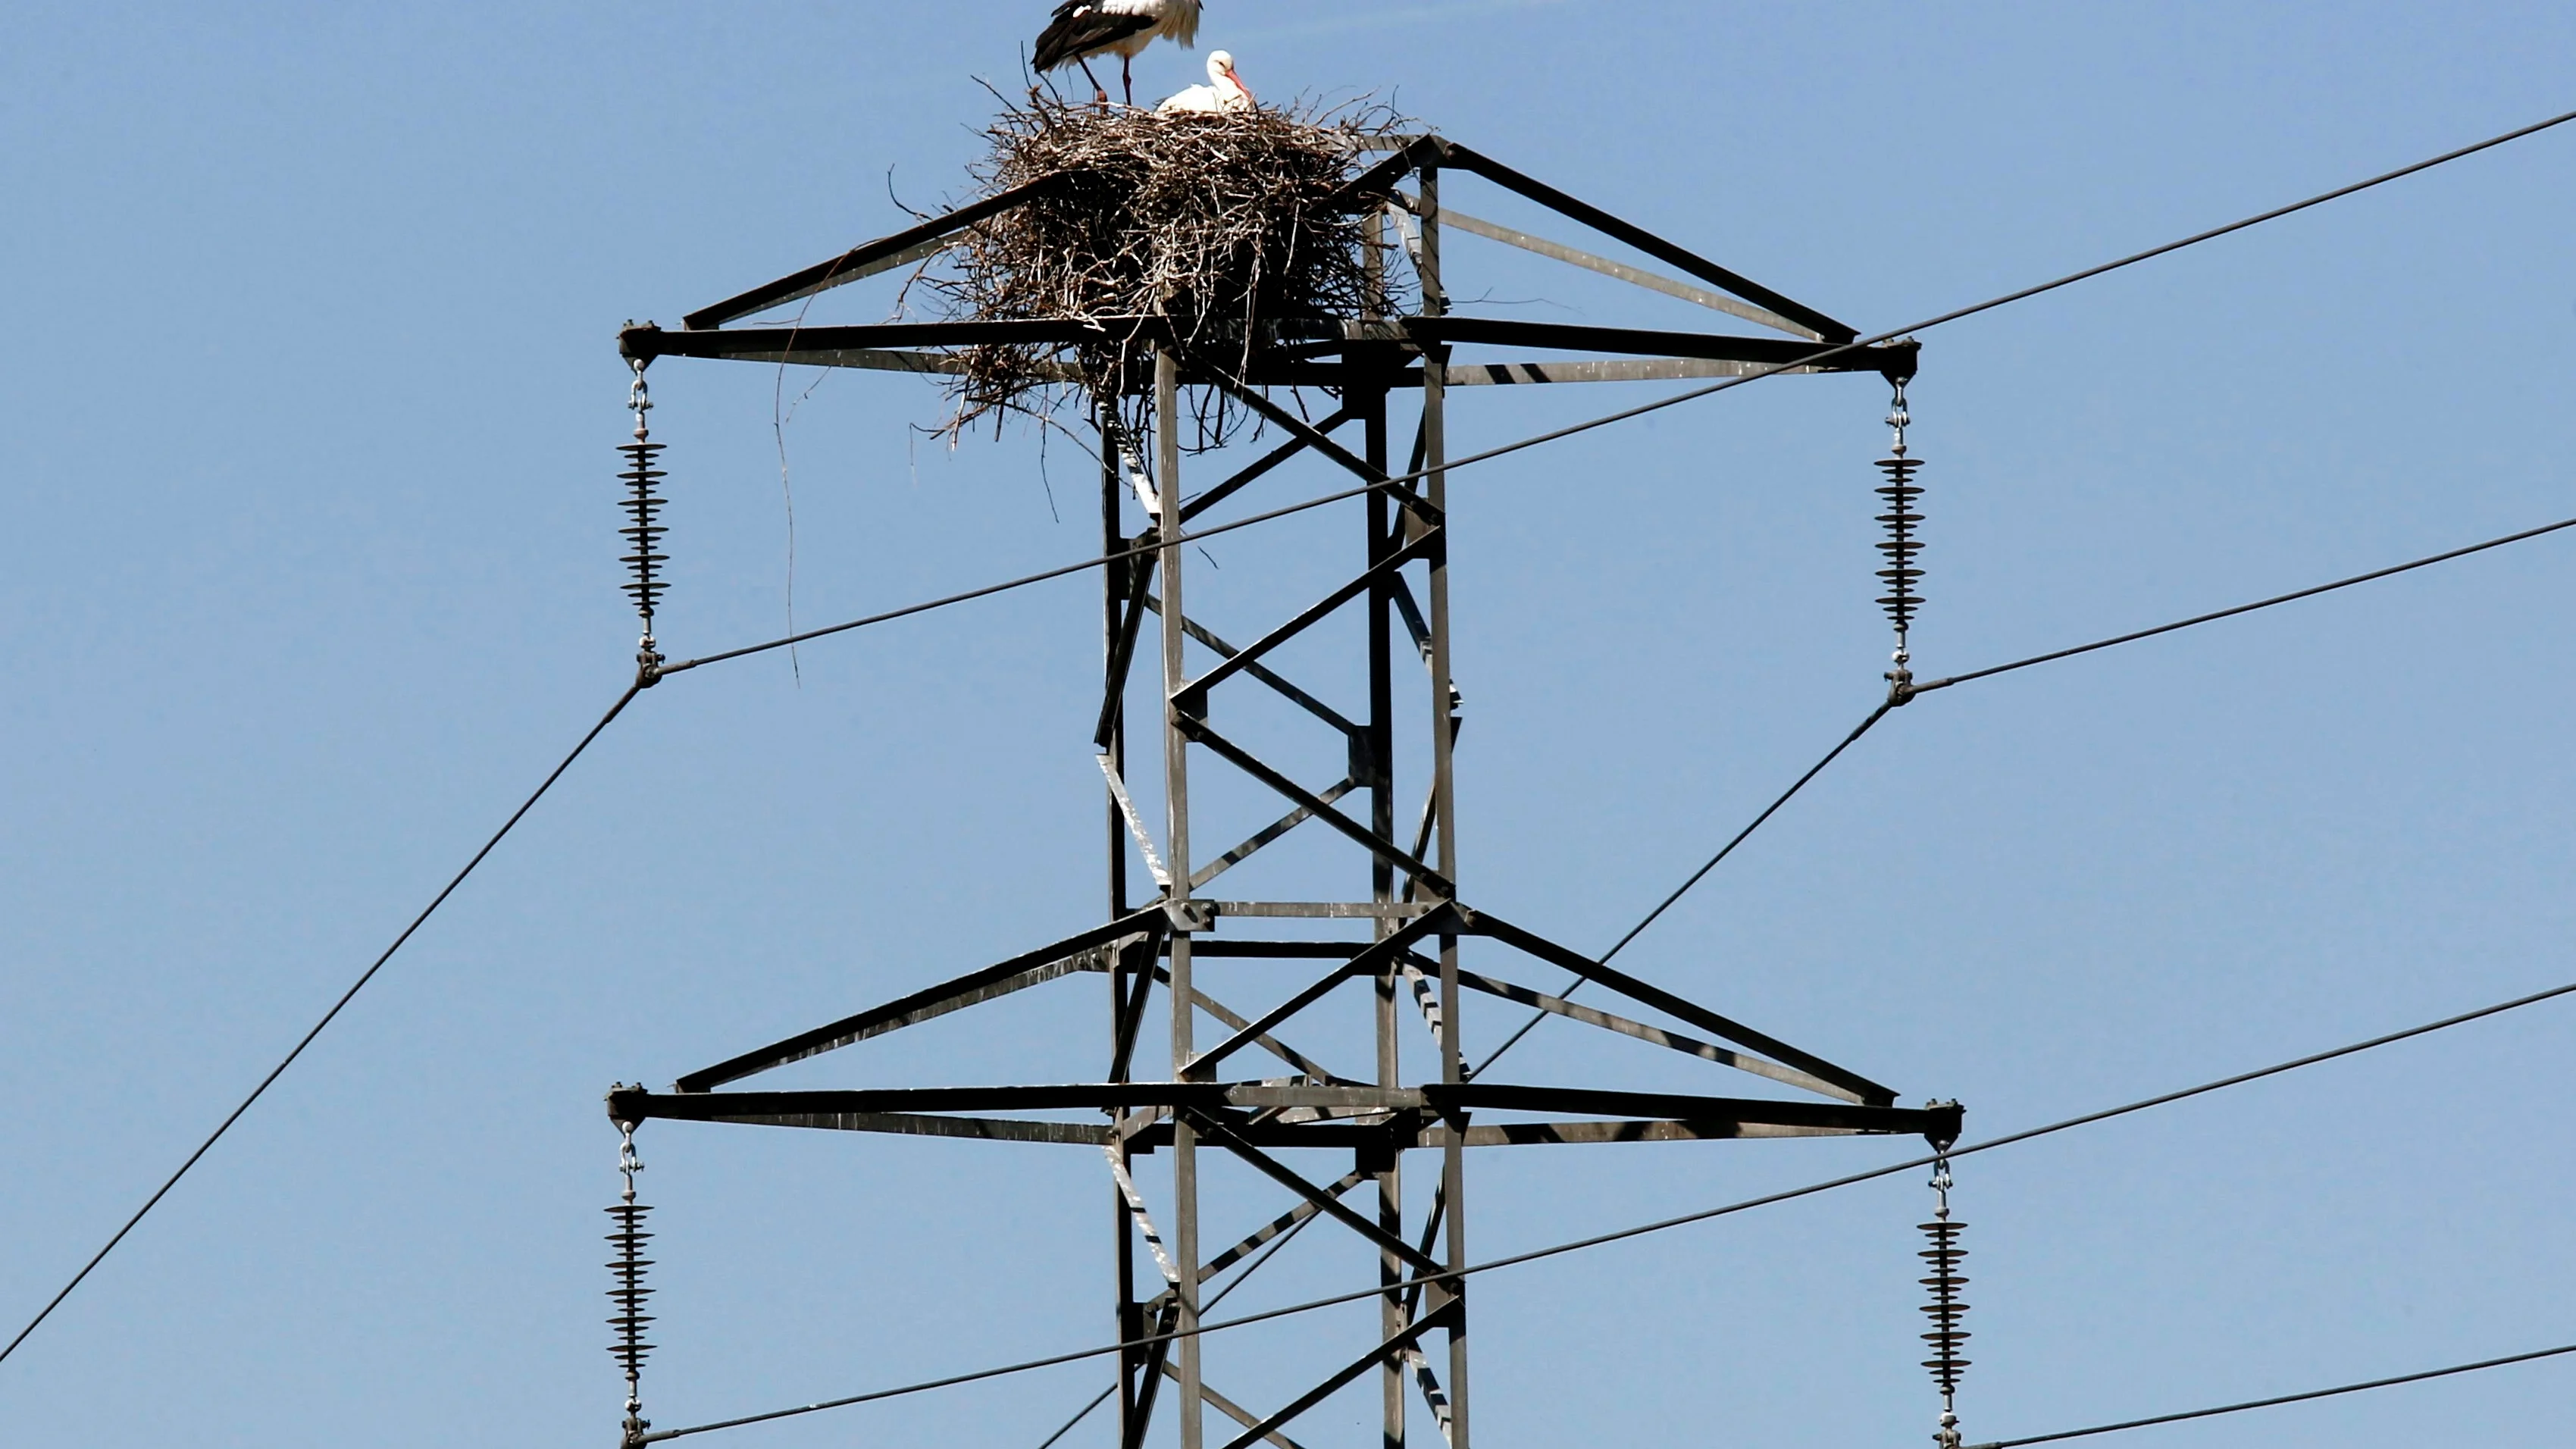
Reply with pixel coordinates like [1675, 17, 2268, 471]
[1479, 507, 2576, 1071]
[0, 680, 646, 1372]
[638, 972, 2576, 1441]
[1470, 697, 1898, 1078]
[1907, 513, 2576, 696]
[1966, 1339, 2576, 1447]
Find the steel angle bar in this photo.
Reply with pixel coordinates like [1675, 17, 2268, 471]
[1400, 959, 1446, 1046]
[1148, 1170, 1368, 1299]
[1188, 942, 1375, 959]
[682, 176, 1058, 329]
[1193, 370, 1418, 505]
[1178, 407, 1354, 523]
[1142, 599, 1361, 737]
[666, 1110, 1108, 1145]
[1098, 755, 1174, 890]
[1188, 909, 1451, 1082]
[1454, 906, 1894, 1106]
[675, 906, 1166, 1091]
[1443, 357, 1839, 386]
[639, 346, 966, 378]
[1190, 778, 1360, 894]
[1107, 1145, 1185, 1287]
[1162, 1366, 1314, 1449]
[631, 1082, 1447, 1122]
[1453, 968, 1860, 1103]
[1323, 134, 1449, 211]
[624, 318, 1125, 365]
[1124, 1302, 1180, 1449]
[1420, 1119, 1871, 1147]
[1158, 967, 1351, 1084]
[1383, 196, 1428, 294]
[1122, 1120, 1412, 1151]
[1111, 940, 1157, 1082]
[1188, 1116, 1445, 1278]
[1397, 196, 1816, 340]
[1184, 962, 1367, 1081]
[1175, 720, 1454, 897]
[1403, 1348, 1456, 1444]
[1178, 530, 1438, 701]
[1214, 1305, 1457, 1449]
[1421, 1082, 1955, 1138]
[1399, 1183, 1448, 1322]
[1094, 559, 1153, 748]
[1404, 317, 1903, 371]
[1208, 901, 1437, 919]
[1389, 576, 1435, 675]
[1433, 142, 1856, 343]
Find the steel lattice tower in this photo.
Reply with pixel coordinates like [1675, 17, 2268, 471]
[611, 133, 1954, 1449]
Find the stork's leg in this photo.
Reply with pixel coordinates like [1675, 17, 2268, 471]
[1078, 55, 1108, 105]
[1122, 53, 1135, 106]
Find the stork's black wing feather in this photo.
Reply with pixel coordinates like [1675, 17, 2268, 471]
[1034, 6, 1156, 71]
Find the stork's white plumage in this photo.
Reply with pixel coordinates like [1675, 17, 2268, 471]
[1157, 50, 1254, 114]
[1033, 0, 1204, 105]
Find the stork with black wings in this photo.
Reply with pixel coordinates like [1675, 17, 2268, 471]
[1034, 0, 1203, 105]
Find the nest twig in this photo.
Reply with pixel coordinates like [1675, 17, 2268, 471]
[916, 94, 1414, 451]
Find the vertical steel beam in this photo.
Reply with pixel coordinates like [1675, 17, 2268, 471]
[1363, 374, 1407, 1449]
[1105, 400, 1144, 1449]
[1363, 199, 1410, 1449]
[1105, 396, 1131, 921]
[1419, 163, 1470, 1449]
[1157, 346, 1207, 1449]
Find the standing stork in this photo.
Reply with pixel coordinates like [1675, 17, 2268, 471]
[1034, 0, 1203, 106]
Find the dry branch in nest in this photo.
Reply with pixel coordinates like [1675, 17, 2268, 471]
[915, 95, 1413, 452]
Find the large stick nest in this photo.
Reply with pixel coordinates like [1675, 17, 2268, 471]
[913, 95, 1413, 449]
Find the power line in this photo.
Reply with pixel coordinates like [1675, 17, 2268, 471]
[1478, 506, 2576, 1074]
[0, 679, 646, 1372]
[657, 105, 2576, 679]
[639, 971, 2576, 1441]
[1470, 696, 1898, 1078]
[1908, 512, 2576, 696]
[1967, 1340, 2576, 1448]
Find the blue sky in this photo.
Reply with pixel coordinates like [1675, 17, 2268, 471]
[5, 4, 2575, 1447]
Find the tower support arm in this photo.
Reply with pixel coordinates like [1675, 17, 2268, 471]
[1435, 142, 1858, 343]
[674, 907, 1166, 1091]
[1457, 907, 1899, 1106]
[681, 175, 1058, 330]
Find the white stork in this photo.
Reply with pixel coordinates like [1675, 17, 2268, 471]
[1033, 0, 1203, 106]
[1157, 50, 1254, 114]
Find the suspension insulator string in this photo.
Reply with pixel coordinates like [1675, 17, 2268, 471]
[606, 1102, 656, 1447]
[1876, 373, 1924, 703]
[619, 355, 669, 686]
[1918, 1118, 1970, 1449]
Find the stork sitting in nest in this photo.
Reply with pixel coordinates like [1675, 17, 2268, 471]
[1158, 51, 1254, 114]
[1033, 0, 1203, 106]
